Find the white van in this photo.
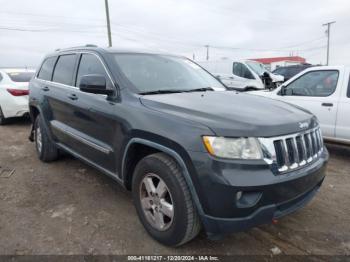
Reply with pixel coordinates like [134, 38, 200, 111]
[199, 60, 284, 91]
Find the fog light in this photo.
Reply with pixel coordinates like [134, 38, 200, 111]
[236, 191, 262, 208]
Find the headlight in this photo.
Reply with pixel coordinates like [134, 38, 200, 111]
[202, 136, 263, 159]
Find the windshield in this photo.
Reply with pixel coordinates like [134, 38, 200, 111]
[113, 54, 226, 93]
[6, 71, 35, 82]
[246, 61, 270, 76]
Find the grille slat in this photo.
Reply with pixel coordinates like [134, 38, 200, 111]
[269, 127, 323, 173]
[291, 137, 300, 166]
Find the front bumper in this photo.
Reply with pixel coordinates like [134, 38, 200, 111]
[188, 147, 328, 238]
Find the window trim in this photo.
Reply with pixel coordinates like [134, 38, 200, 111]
[283, 69, 340, 98]
[35, 51, 116, 93]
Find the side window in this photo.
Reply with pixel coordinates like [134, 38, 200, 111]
[37, 57, 57, 81]
[347, 75, 350, 98]
[52, 54, 77, 86]
[241, 64, 254, 79]
[76, 54, 111, 87]
[285, 70, 339, 97]
[232, 62, 242, 77]
[0, 73, 2, 82]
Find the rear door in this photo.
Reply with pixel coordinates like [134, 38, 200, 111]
[335, 70, 350, 141]
[44, 53, 80, 145]
[277, 69, 342, 137]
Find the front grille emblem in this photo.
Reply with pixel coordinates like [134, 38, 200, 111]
[299, 122, 309, 129]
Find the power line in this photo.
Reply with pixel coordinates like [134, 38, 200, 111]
[0, 11, 104, 22]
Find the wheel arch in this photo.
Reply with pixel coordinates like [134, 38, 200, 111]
[28, 105, 54, 143]
[121, 137, 205, 217]
[29, 105, 40, 122]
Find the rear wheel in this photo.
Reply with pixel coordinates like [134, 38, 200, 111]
[0, 107, 8, 125]
[132, 153, 201, 246]
[34, 115, 59, 162]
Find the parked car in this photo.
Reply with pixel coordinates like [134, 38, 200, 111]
[0, 68, 35, 124]
[273, 64, 313, 82]
[199, 59, 284, 91]
[29, 46, 328, 246]
[250, 66, 350, 144]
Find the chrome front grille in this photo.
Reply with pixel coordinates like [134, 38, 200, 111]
[259, 127, 324, 173]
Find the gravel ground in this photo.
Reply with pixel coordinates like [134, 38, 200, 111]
[0, 119, 349, 256]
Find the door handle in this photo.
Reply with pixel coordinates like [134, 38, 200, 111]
[42, 86, 50, 91]
[321, 103, 333, 107]
[67, 94, 78, 101]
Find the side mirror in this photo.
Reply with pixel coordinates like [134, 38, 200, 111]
[79, 74, 114, 95]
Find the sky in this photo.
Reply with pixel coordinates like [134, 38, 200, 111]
[0, 0, 349, 68]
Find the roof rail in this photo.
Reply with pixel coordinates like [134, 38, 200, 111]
[54, 44, 98, 52]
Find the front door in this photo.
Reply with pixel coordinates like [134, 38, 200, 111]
[277, 69, 341, 138]
[67, 53, 119, 174]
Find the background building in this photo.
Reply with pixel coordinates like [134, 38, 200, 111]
[250, 56, 307, 71]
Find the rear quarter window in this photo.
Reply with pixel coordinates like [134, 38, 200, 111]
[38, 57, 57, 81]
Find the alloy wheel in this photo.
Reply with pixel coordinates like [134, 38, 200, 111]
[139, 173, 174, 231]
[36, 124, 42, 153]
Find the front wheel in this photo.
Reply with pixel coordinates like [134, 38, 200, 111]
[132, 153, 201, 246]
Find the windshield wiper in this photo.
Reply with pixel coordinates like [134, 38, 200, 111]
[183, 87, 215, 92]
[139, 87, 215, 95]
[139, 89, 187, 95]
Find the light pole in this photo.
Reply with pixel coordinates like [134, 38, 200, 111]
[322, 21, 336, 65]
[104, 0, 112, 47]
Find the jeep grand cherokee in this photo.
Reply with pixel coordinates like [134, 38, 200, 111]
[28, 46, 328, 246]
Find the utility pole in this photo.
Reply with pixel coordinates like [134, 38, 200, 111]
[104, 0, 112, 47]
[322, 21, 336, 65]
[205, 45, 209, 60]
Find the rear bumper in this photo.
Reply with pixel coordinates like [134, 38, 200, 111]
[189, 147, 328, 238]
[1, 95, 29, 118]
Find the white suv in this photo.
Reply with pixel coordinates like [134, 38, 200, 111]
[0, 68, 35, 124]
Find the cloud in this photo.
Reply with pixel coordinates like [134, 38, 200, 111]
[0, 0, 349, 67]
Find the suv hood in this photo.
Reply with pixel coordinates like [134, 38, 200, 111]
[140, 91, 317, 137]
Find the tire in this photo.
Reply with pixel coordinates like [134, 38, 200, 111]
[132, 153, 201, 246]
[34, 115, 59, 162]
[0, 106, 8, 125]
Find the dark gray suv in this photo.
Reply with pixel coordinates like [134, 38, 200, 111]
[29, 46, 328, 246]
